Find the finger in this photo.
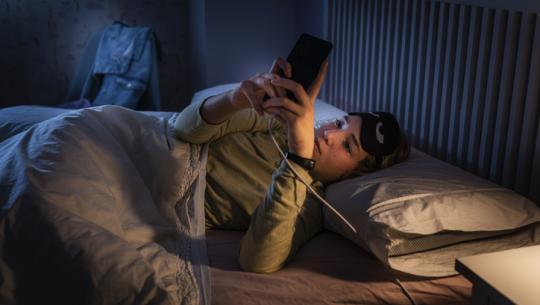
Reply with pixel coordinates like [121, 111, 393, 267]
[263, 71, 287, 97]
[270, 77, 287, 97]
[263, 97, 303, 116]
[241, 81, 264, 115]
[308, 59, 329, 102]
[270, 59, 280, 74]
[270, 78, 310, 106]
[270, 57, 292, 78]
[251, 73, 279, 97]
[275, 86, 287, 98]
[255, 74, 278, 98]
[259, 72, 280, 81]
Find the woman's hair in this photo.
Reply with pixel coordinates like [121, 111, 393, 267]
[340, 132, 411, 180]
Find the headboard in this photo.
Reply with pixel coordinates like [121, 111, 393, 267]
[321, 0, 540, 205]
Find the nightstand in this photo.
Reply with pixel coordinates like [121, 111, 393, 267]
[455, 245, 540, 305]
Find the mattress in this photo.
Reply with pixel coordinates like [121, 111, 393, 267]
[206, 230, 472, 305]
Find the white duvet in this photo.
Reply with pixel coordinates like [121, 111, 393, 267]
[0, 106, 210, 305]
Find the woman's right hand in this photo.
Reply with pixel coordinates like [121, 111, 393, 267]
[229, 58, 292, 115]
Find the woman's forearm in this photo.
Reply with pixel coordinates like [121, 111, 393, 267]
[200, 90, 245, 124]
[238, 161, 322, 273]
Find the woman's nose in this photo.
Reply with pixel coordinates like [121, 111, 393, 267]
[323, 129, 342, 144]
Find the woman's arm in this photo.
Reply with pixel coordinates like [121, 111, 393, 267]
[238, 60, 329, 273]
[203, 58, 292, 124]
[173, 58, 292, 143]
[238, 161, 322, 273]
[197, 90, 240, 124]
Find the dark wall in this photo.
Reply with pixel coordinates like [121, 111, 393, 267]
[295, 0, 326, 40]
[438, 0, 540, 12]
[0, 0, 189, 111]
[0, 0, 328, 111]
[187, 0, 327, 96]
[204, 0, 297, 88]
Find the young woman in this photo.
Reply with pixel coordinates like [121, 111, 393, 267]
[174, 58, 409, 273]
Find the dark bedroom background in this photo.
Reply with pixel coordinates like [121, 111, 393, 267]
[1, 0, 539, 203]
[0, 0, 324, 111]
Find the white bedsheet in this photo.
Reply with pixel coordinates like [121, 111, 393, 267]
[0, 105, 210, 305]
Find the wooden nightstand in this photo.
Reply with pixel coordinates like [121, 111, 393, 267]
[455, 245, 540, 305]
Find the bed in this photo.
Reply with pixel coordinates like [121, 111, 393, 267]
[192, 84, 540, 305]
[207, 230, 471, 305]
[1, 84, 539, 305]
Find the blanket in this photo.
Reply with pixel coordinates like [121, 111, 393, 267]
[0, 106, 210, 305]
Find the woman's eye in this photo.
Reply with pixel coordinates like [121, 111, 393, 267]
[343, 140, 351, 154]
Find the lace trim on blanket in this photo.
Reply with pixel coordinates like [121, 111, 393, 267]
[173, 143, 202, 305]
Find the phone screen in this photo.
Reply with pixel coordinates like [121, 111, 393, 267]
[284, 34, 333, 99]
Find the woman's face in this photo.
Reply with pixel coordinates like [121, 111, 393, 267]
[312, 115, 368, 183]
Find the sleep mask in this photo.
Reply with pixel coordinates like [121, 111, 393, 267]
[349, 112, 400, 163]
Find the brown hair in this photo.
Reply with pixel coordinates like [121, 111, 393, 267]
[339, 132, 411, 180]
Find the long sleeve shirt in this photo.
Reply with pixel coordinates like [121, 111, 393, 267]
[173, 99, 323, 273]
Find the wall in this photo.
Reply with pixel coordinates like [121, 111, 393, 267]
[187, 0, 207, 98]
[295, 0, 327, 42]
[187, 0, 328, 95]
[0, 0, 189, 111]
[438, 0, 540, 12]
[204, 0, 297, 87]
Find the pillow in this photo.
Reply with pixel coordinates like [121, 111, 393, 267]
[324, 148, 540, 277]
[190, 83, 239, 105]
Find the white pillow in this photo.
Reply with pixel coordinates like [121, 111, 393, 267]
[324, 148, 540, 276]
[190, 83, 239, 105]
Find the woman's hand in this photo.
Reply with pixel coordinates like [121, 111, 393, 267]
[270, 57, 292, 78]
[229, 57, 293, 115]
[263, 60, 329, 159]
[200, 58, 292, 124]
[229, 72, 281, 115]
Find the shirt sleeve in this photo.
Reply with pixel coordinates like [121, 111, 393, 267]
[173, 96, 284, 144]
[238, 160, 323, 273]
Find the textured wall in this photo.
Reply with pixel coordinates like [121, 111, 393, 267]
[324, 0, 540, 204]
[0, 0, 188, 111]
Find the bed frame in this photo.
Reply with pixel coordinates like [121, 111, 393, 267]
[322, 0, 540, 206]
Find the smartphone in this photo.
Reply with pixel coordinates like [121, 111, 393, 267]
[285, 34, 333, 91]
[281, 33, 333, 102]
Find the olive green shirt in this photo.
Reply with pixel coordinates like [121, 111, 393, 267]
[173, 99, 323, 273]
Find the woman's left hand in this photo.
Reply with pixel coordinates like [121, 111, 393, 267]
[263, 60, 329, 159]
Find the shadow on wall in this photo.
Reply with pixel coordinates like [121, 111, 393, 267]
[0, 0, 189, 111]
